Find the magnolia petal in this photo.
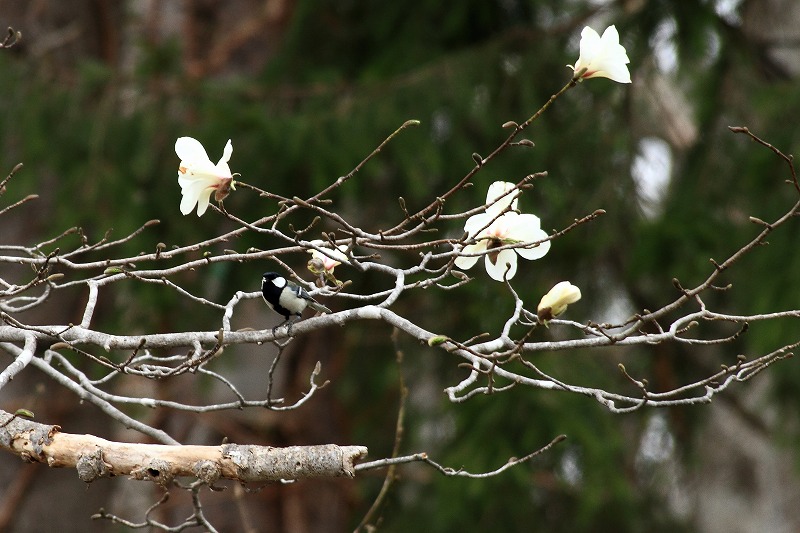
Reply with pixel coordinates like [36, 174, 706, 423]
[219, 139, 233, 165]
[504, 213, 551, 260]
[589, 62, 631, 83]
[516, 230, 551, 260]
[215, 162, 233, 179]
[309, 241, 348, 271]
[309, 240, 349, 262]
[179, 179, 215, 216]
[177, 137, 233, 179]
[593, 26, 630, 82]
[214, 140, 234, 177]
[180, 190, 199, 215]
[195, 189, 214, 216]
[576, 26, 602, 71]
[485, 249, 517, 281]
[553, 281, 582, 305]
[329, 246, 349, 264]
[486, 181, 519, 214]
[454, 242, 485, 270]
[317, 257, 340, 272]
[180, 178, 210, 198]
[179, 173, 219, 190]
[600, 26, 628, 61]
[454, 255, 480, 270]
[176, 137, 212, 165]
[181, 160, 218, 178]
[586, 27, 631, 83]
[463, 211, 494, 238]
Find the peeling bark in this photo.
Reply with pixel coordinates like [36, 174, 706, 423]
[0, 411, 367, 484]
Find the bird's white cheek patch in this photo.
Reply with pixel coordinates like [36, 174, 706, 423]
[272, 276, 287, 288]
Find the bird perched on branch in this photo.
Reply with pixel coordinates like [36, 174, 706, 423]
[261, 272, 331, 331]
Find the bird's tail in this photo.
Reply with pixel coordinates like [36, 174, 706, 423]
[308, 301, 332, 315]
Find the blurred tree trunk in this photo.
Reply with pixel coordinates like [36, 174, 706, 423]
[685, 2, 800, 531]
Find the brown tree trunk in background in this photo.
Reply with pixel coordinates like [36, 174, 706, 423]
[687, 3, 800, 531]
[742, 0, 800, 78]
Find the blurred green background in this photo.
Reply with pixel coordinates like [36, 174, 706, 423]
[1, 1, 800, 531]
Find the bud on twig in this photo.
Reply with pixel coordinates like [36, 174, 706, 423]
[427, 335, 449, 347]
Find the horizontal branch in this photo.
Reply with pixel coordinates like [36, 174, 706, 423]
[355, 434, 566, 478]
[0, 410, 367, 484]
[3, 299, 796, 413]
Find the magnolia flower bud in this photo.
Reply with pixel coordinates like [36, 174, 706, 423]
[307, 240, 348, 274]
[307, 257, 326, 275]
[537, 281, 581, 322]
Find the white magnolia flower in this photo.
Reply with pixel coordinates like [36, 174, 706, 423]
[537, 281, 582, 321]
[568, 25, 631, 83]
[454, 181, 550, 281]
[307, 240, 348, 274]
[175, 137, 236, 216]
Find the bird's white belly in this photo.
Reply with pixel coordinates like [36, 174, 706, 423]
[279, 291, 307, 314]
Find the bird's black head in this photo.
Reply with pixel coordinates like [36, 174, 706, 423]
[261, 272, 286, 296]
[262, 272, 280, 284]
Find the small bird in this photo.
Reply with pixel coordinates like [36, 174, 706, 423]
[261, 272, 331, 330]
